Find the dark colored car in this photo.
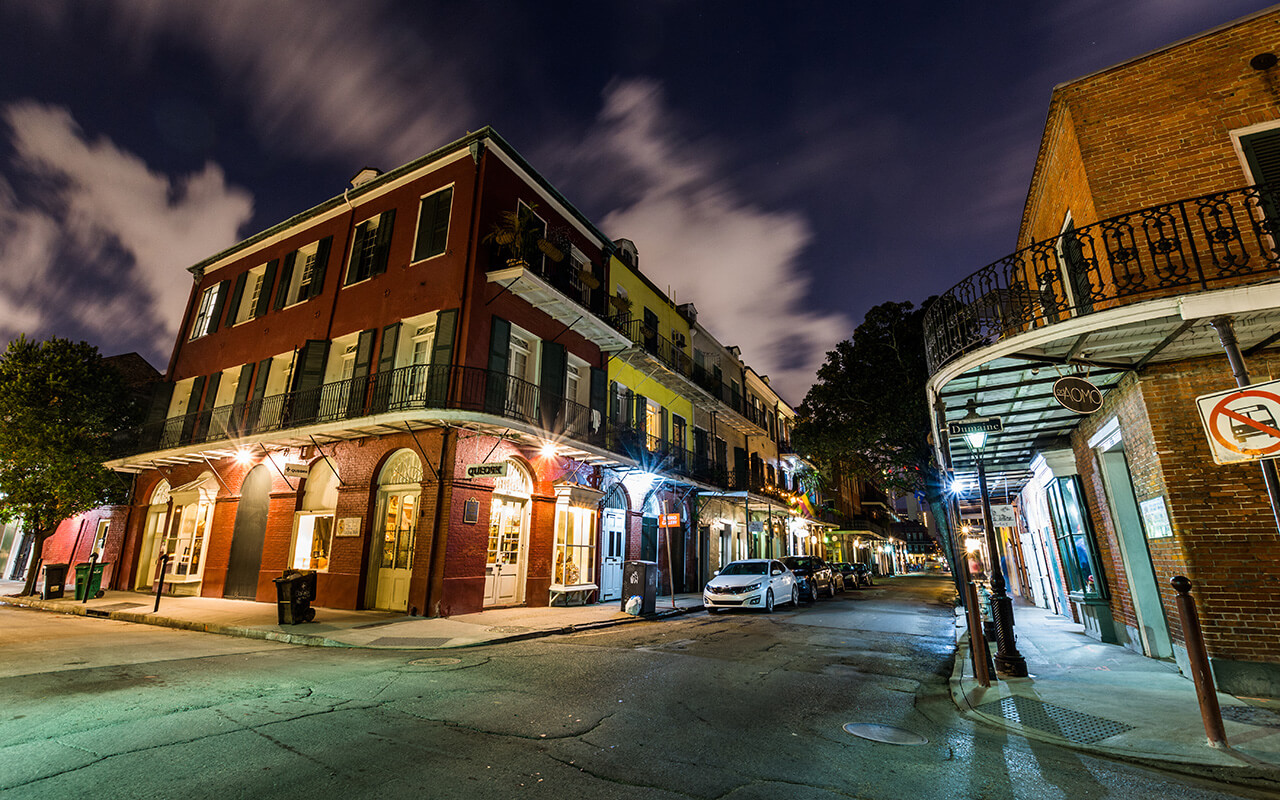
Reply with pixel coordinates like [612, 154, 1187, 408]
[851, 563, 874, 588]
[781, 556, 838, 601]
[831, 562, 859, 588]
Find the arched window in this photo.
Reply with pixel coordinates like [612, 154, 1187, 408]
[291, 459, 340, 571]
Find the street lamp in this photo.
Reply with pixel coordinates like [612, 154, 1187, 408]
[959, 399, 1027, 677]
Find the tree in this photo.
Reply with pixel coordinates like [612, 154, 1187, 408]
[0, 337, 138, 595]
[795, 301, 933, 495]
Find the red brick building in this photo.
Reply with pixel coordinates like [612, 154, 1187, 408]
[926, 7, 1280, 696]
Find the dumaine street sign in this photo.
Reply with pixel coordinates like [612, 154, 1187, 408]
[947, 417, 1003, 436]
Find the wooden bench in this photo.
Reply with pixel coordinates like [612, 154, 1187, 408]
[549, 583, 598, 606]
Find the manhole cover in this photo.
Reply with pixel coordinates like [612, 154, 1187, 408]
[842, 723, 928, 745]
[409, 657, 462, 666]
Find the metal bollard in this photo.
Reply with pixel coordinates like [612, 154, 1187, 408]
[153, 553, 170, 614]
[1171, 576, 1227, 747]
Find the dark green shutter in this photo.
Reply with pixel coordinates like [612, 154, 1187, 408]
[346, 222, 369, 285]
[734, 447, 748, 490]
[538, 340, 567, 430]
[633, 394, 646, 435]
[485, 316, 511, 414]
[659, 407, 668, 445]
[274, 251, 297, 309]
[371, 322, 400, 412]
[414, 187, 453, 262]
[196, 372, 221, 440]
[180, 375, 207, 444]
[289, 340, 329, 424]
[256, 259, 278, 318]
[141, 382, 174, 449]
[307, 236, 333, 299]
[372, 208, 396, 276]
[228, 273, 248, 325]
[208, 281, 230, 333]
[347, 329, 376, 417]
[231, 363, 254, 436]
[608, 381, 622, 423]
[245, 358, 272, 432]
[429, 309, 457, 405]
[589, 367, 607, 437]
[1242, 129, 1280, 189]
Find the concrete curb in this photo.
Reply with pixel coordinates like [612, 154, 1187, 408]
[0, 593, 706, 650]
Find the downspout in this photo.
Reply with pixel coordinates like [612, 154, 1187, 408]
[425, 426, 454, 617]
[453, 138, 489, 406]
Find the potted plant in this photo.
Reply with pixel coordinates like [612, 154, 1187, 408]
[484, 205, 542, 268]
[578, 267, 600, 290]
[609, 294, 632, 313]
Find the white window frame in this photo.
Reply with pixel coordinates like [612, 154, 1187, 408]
[409, 183, 455, 264]
[233, 265, 268, 326]
[283, 241, 320, 308]
[189, 283, 225, 340]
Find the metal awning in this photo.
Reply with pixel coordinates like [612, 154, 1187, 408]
[488, 266, 631, 352]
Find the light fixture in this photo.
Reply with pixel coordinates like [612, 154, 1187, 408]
[961, 399, 987, 450]
[540, 442, 558, 459]
[964, 537, 982, 553]
[234, 449, 253, 465]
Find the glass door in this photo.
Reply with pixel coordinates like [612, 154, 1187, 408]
[374, 491, 417, 611]
[600, 509, 625, 600]
[484, 497, 525, 606]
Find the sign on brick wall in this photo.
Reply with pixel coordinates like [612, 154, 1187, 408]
[1196, 379, 1280, 464]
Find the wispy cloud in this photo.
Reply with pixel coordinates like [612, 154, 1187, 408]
[552, 79, 850, 403]
[1, 102, 253, 362]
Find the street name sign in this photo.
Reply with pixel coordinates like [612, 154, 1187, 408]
[1195, 378, 1280, 464]
[947, 417, 1003, 437]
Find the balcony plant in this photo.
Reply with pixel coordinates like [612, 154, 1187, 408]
[484, 205, 542, 268]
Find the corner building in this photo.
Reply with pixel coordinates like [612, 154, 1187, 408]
[926, 8, 1280, 697]
[108, 128, 819, 617]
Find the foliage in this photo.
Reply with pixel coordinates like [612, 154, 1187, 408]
[794, 301, 934, 495]
[484, 204, 544, 266]
[0, 337, 138, 594]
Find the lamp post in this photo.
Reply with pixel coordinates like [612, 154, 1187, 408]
[958, 400, 1027, 677]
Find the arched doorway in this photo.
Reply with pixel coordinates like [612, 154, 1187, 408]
[485, 460, 532, 607]
[599, 486, 627, 601]
[135, 480, 171, 590]
[368, 449, 422, 612]
[225, 465, 272, 599]
[159, 472, 218, 594]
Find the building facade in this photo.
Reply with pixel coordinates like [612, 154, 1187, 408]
[926, 7, 1280, 696]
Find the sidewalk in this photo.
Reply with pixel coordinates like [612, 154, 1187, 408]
[951, 599, 1280, 788]
[0, 579, 704, 649]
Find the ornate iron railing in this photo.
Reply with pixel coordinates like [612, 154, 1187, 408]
[923, 185, 1280, 374]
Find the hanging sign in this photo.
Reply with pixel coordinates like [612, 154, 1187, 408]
[282, 462, 310, 478]
[659, 513, 681, 528]
[1195, 379, 1280, 464]
[1053, 376, 1103, 414]
[947, 416, 1002, 436]
[989, 504, 1017, 527]
[466, 462, 509, 479]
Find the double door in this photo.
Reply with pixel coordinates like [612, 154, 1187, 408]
[485, 497, 527, 606]
[600, 509, 625, 600]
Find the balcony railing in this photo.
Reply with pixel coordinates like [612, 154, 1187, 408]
[923, 185, 1280, 374]
[608, 316, 694, 376]
[488, 244, 608, 317]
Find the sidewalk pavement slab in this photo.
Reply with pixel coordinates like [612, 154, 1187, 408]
[951, 598, 1280, 792]
[0, 580, 704, 649]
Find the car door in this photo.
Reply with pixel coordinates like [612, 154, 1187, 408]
[770, 560, 790, 600]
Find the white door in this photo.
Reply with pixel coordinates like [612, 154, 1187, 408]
[600, 509, 625, 600]
[485, 497, 526, 606]
[375, 492, 416, 611]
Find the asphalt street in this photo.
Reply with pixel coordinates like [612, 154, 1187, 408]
[0, 576, 1264, 799]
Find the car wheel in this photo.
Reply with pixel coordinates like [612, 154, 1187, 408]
[707, 607, 720, 614]
[764, 589, 774, 613]
[791, 585, 799, 606]
[807, 585, 818, 603]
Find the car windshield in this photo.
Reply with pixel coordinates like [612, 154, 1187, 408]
[719, 562, 767, 576]
[784, 557, 819, 569]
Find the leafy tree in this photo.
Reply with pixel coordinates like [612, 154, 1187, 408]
[0, 337, 137, 595]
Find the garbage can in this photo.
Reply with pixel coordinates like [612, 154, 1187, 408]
[42, 563, 69, 600]
[74, 561, 108, 600]
[273, 569, 317, 625]
[621, 560, 657, 615]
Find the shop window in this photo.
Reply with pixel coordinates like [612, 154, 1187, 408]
[553, 496, 598, 588]
[291, 459, 340, 572]
[1045, 475, 1107, 598]
[163, 474, 217, 580]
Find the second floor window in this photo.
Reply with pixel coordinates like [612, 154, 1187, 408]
[412, 186, 453, 262]
[189, 282, 227, 340]
[346, 209, 396, 285]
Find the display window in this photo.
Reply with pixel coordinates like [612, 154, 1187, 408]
[1046, 475, 1107, 598]
[290, 459, 340, 571]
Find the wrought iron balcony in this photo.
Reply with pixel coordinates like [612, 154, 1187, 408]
[923, 185, 1280, 374]
[608, 316, 695, 377]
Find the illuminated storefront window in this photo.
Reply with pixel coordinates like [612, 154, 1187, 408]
[291, 459, 340, 571]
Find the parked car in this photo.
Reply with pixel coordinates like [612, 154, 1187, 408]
[850, 563, 874, 588]
[704, 559, 798, 613]
[831, 562, 859, 589]
[781, 556, 838, 601]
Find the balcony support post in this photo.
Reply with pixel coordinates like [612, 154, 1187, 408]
[975, 454, 1028, 677]
[1209, 316, 1280, 533]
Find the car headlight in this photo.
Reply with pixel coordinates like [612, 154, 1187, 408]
[742, 582, 762, 593]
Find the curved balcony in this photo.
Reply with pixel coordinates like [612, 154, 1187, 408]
[923, 185, 1280, 375]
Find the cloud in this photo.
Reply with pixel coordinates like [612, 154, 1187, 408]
[87, 0, 473, 166]
[555, 79, 850, 403]
[1, 102, 253, 363]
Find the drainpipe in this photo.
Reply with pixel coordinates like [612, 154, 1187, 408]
[424, 426, 455, 616]
[1209, 316, 1280, 533]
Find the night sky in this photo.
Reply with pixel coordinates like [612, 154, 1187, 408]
[0, 0, 1272, 403]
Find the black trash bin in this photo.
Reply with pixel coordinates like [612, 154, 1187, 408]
[42, 563, 69, 600]
[621, 560, 657, 615]
[273, 570, 317, 625]
[74, 561, 108, 600]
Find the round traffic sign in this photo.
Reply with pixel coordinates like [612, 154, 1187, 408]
[1207, 389, 1280, 457]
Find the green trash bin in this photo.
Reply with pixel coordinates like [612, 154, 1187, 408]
[74, 561, 108, 601]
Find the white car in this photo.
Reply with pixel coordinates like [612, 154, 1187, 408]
[703, 559, 798, 613]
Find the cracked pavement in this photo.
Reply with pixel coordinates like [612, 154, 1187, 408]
[0, 577, 1264, 799]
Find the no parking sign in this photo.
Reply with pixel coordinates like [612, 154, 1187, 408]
[1195, 379, 1280, 464]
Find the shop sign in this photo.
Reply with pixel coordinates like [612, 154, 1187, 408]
[1053, 376, 1103, 414]
[659, 513, 681, 528]
[989, 504, 1017, 527]
[1139, 496, 1173, 539]
[466, 462, 509, 479]
[1195, 379, 1280, 464]
[336, 517, 362, 538]
[283, 462, 310, 478]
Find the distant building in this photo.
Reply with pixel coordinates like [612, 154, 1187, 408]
[925, 7, 1280, 696]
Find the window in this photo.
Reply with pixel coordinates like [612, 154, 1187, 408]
[1240, 127, 1280, 188]
[672, 414, 687, 451]
[346, 209, 396, 285]
[291, 460, 339, 572]
[1045, 475, 1106, 598]
[282, 241, 321, 307]
[91, 519, 110, 557]
[412, 186, 453, 262]
[566, 364, 581, 406]
[189, 282, 227, 340]
[645, 400, 662, 450]
[553, 501, 597, 587]
[233, 265, 267, 325]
